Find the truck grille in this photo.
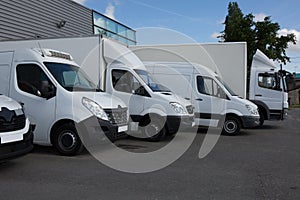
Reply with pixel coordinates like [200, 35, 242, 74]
[186, 105, 194, 114]
[0, 108, 26, 132]
[104, 108, 127, 125]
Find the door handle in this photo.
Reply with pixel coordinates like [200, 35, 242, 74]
[255, 94, 262, 97]
[184, 97, 190, 100]
[195, 98, 203, 101]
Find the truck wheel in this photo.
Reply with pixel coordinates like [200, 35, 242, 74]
[258, 109, 265, 126]
[53, 123, 84, 156]
[222, 116, 241, 136]
[143, 118, 166, 142]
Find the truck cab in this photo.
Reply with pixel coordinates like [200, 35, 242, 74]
[249, 49, 288, 125]
[0, 94, 33, 162]
[0, 48, 128, 156]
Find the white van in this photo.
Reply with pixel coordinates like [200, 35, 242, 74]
[0, 94, 33, 161]
[0, 48, 128, 156]
[145, 62, 260, 135]
[106, 62, 195, 141]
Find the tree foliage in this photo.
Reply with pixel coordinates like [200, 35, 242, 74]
[220, 2, 296, 66]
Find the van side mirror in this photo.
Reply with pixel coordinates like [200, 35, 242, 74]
[41, 81, 56, 99]
[134, 86, 150, 97]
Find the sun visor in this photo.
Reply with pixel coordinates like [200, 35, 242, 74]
[103, 38, 145, 69]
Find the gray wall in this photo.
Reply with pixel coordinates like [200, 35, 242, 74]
[0, 0, 93, 40]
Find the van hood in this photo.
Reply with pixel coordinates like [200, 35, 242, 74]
[231, 96, 257, 108]
[0, 95, 22, 111]
[154, 91, 192, 107]
[71, 92, 127, 110]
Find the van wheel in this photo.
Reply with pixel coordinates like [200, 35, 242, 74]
[143, 118, 166, 142]
[222, 116, 241, 136]
[53, 123, 84, 156]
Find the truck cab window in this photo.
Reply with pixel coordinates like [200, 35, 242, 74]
[112, 69, 142, 94]
[197, 76, 227, 99]
[16, 64, 55, 98]
[258, 73, 281, 90]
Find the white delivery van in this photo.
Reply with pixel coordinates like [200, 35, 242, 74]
[144, 62, 260, 135]
[0, 35, 194, 142]
[0, 48, 128, 156]
[130, 43, 288, 126]
[0, 94, 33, 161]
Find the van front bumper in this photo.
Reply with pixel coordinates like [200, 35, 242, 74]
[0, 128, 34, 162]
[240, 116, 260, 128]
[77, 117, 128, 144]
[166, 115, 195, 134]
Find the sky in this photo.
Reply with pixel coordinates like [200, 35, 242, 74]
[73, 0, 300, 73]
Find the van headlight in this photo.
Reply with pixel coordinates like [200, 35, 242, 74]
[245, 105, 258, 115]
[170, 102, 187, 114]
[82, 97, 109, 121]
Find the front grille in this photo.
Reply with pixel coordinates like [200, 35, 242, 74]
[0, 114, 26, 132]
[104, 108, 128, 125]
[186, 105, 194, 114]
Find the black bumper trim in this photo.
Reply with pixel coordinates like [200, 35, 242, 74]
[0, 128, 34, 162]
[240, 116, 260, 128]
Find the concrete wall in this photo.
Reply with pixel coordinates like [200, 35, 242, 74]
[0, 0, 93, 40]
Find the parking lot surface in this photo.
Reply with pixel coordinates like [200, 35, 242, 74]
[1, 109, 300, 200]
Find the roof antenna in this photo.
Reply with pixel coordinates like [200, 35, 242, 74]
[37, 42, 45, 57]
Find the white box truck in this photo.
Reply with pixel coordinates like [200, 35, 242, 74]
[144, 62, 260, 135]
[0, 47, 128, 156]
[0, 94, 33, 161]
[130, 42, 288, 126]
[0, 35, 194, 142]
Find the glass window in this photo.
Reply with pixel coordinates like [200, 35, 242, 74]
[112, 69, 142, 94]
[258, 73, 281, 90]
[197, 76, 227, 99]
[16, 64, 55, 98]
[94, 13, 107, 29]
[44, 62, 100, 92]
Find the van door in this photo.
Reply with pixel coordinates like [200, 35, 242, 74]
[110, 69, 146, 124]
[254, 72, 283, 119]
[10, 63, 56, 144]
[193, 75, 227, 127]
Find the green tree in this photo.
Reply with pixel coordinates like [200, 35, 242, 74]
[220, 2, 296, 66]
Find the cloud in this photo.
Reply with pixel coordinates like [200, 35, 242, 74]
[254, 13, 268, 22]
[71, 0, 87, 5]
[278, 28, 300, 52]
[211, 32, 221, 40]
[105, 3, 116, 20]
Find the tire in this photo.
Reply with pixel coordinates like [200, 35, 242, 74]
[258, 109, 265, 126]
[222, 116, 241, 136]
[53, 123, 84, 156]
[143, 117, 166, 142]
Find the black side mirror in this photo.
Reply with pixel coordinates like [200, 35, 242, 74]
[41, 81, 56, 99]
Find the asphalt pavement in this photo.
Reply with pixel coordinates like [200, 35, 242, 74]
[1, 108, 300, 200]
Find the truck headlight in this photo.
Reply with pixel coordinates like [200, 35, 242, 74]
[170, 102, 187, 114]
[82, 97, 109, 121]
[245, 105, 258, 115]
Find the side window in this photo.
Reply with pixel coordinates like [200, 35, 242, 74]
[16, 64, 55, 98]
[197, 76, 227, 99]
[258, 73, 281, 90]
[112, 69, 142, 94]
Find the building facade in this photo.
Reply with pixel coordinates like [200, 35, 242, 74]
[0, 0, 136, 45]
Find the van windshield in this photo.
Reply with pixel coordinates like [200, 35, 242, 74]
[44, 62, 101, 92]
[134, 69, 171, 92]
[215, 76, 237, 96]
